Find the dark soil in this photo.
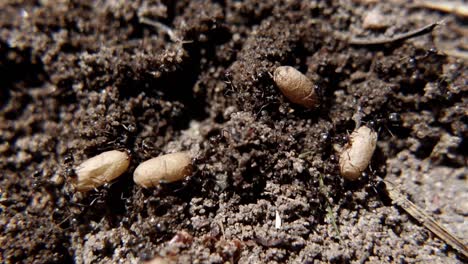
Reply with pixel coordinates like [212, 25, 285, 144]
[0, 0, 466, 263]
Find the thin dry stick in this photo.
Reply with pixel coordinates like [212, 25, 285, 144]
[349, 21, 442, 46]
[139, 17, 180, 42]
[441, 49, 468, 60]
[384, 180, 468, 258]
[414, 1, 468, 19]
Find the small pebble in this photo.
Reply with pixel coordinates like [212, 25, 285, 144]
[145, 257, 170, 264]
[133, 152, 192, 188]
[363, 9, 388, 30]
[74, 150, 130, 192]
[339, 126, 377, 180]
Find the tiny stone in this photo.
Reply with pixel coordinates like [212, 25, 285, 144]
[363, 9, 388, 30]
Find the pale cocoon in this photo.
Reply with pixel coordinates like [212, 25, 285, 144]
[133, 152, 193, 188]
[74, 150, 130, 192]
[339, 126, 377, 180]
[273, 66, 319, 109]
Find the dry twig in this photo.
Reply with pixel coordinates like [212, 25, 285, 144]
[139, 17, 180, 42]
[441, 49, 468, 60]
[349, 21, 442, 46]
[414, 1, 468, 19]
[384, 180, 468, 258]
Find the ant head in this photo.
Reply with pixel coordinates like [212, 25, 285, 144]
[65, 167, 77, 179]
[363, 111, 401, 135]
[224, 71, 233, 80]
[364, 117, 383, 132]
[64, 152, 74, 164]
[363, 169, 385, 191]
[387, 112, 401, 125]
[333, 133, 349, 146]
[209, 129, 231, 145]
[96, 123, 138, 151]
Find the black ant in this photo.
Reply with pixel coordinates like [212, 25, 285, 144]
[362, 111, 402, 138]
[65, 167, 77, 179]
[102, 123, 137, 150]
[208, 129, 232, 145]
[88, 182, 114, 206]
[406, 47, 440, 65]
[63, 151, 77, 181]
